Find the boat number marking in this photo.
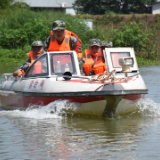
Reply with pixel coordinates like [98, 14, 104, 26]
[33, 80, 39, 89]
[40, 80, 45, 90]
[29, 80, 34, 89]
[29, 80, 45, 90]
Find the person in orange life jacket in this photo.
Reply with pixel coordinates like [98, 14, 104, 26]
[83, 39, 107, 76]
[13, 41, 44, 77]
[100, 41, 113, 62]
[44, 20, 83, 71]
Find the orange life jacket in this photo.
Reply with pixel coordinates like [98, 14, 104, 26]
[30, 51, 42, 74]
[22, 51, 42, 76]
[47, 29, 82, 52]
[83, 49, 107, 76]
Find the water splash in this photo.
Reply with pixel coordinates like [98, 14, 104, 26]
[1, 97, 160, 119]
[135, 97, 160, 117]
[0, 100, 79, 119]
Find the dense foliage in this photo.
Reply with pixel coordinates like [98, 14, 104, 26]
[110, 22, 155, 59]
[0, 4, 99, 64]
[0, 5, 99, 50]
[0, 0, 13, 9]
[0, 1, 159, 65]
[73, 0, 156, 14]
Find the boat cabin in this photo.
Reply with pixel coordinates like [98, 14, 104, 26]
[104, 47, 138, 73]
[24, 51, 81, 79]
[23, 47, 138, 79]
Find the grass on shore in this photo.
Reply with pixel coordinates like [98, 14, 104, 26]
[137, 57, 160, 66]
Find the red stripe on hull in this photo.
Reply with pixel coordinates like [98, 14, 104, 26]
[123, 94, 143, 101]
[0, 94, 143, 108]
[0, 95, 105, 108]
[22, 96, 105, 107]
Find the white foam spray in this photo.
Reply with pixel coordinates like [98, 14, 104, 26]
[0, 100, 79, 119]
[135, 97, 160, 118]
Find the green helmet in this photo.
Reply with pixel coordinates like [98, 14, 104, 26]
[31, 41, 43, 47]
[52, 20, 65, 30]
[100, 41, 113, 47]
[89, 38, 101, 47]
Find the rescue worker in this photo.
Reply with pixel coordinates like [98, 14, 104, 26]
[13, 41, 44, 77]
[44, 20, 83, 71]
[83, 39, 107, 76]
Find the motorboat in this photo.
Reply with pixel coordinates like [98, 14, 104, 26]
[0, 47, 148, 117]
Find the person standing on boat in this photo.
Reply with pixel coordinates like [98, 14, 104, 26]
[13, 41, 44, 77]
[83, 39, 107, 76]
[44, 20, 83, 71]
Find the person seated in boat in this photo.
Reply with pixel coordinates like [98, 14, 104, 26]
[83, 39, 107, 76]
[44, 20, 83, 72]
[13, 41, 44, 77]
[100, 41, 113, 62]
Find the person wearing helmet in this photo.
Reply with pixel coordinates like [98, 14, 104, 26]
[13, 41, 44, 77]
[82, 39, 107, 76]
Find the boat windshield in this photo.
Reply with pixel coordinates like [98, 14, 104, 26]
[24, 54, 48, 78]
[50, 53, 76, 75]
[111, 52, 130, 68]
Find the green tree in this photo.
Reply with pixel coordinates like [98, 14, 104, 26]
[0, 0, 14, 9]
[110, 22, 156, 59]
[73, 0, 156, 14]
[121, 0, 156, 14]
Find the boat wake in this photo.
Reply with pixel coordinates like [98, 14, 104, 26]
[0, 97, 160, 119]
[112, 97, 160, 118]
[114, 97, 160, 119]
[0, 100, 79, 119]
[135, 97, 160, 118]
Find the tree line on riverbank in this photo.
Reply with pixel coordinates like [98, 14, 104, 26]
[73, 0, 156, 14]
[0, 2, 160, 65]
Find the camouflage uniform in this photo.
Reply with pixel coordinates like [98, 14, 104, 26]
[100, 41, 113, 47]
[89, 38, 101, 47]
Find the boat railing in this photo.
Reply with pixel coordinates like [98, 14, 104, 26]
[57, 72, 139, 84]
[125, 72, 139, 82]
[2, 73, 14, 81]
[56, 75, 92, 83]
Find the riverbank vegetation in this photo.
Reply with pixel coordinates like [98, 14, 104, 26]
[73, 0, 155, 14]
[0, 1, 160, 66]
